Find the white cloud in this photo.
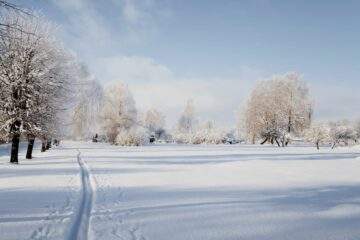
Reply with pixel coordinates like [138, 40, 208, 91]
[48, 0, 170, 59]
[95, 56, 173, 83]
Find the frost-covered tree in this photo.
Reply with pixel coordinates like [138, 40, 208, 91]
[0, 11, 72, 162]
[71, 64, 104, 140]
[329, 120, 357, 149]
[244, 73, 312, 146]
[353, 120, 360, 142]
[304, 123, 330, 150]
[143, 109, 165, 139]
[177, 99, 196, 133]
[173, 99, 199, 143]
[101, 82, 138, 144]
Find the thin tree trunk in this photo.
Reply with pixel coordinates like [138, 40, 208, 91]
[10, 133, 20, 164]
[26, 136, 35, 159]
[41, 140, 46, 152]
[275, 139, 281, 147]
[316, 142, 320, 150]
[288, 115, 292, 133]
[260, 138, 268, 145]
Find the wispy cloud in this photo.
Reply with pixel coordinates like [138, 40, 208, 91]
[48, 0, 170, 57]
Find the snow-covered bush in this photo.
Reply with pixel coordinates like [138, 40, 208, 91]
[172, 131, 193, 144]
[329, 120, 357, 148]
[243, 72, 313, 146]
[115, 127, 149, 146]
[173, 121, 227, 145]
[192, 121, 227, 144]
[304, 123, 330, 149]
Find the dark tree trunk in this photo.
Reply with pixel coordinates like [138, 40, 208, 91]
[46, 139, 52, 150]
[10, 121, 21, 164]
[288, 115, 292, 133]
[316, 142, 320, 150]
[41, 141, 47, 152]
[275, 139, 281, 147]
[10, 133, 20, 164]
[26, 137, 35, 159]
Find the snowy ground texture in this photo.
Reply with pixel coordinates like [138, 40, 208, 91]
[1, 142, 360, 240]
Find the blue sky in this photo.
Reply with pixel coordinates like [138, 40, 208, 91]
[14, 0, 360, 126]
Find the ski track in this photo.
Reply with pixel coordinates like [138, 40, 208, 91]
[68, 149, 94, 240]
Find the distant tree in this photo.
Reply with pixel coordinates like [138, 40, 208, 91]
[177, 99, 197, 134]
[304, 123, 330, 150]
[101, 82, 137, 144]
[329, 120, 357, 149]
[173, 99, 199, 143]
[71, 65, 104, 140]
[244, 73, 312, 146]
[354, 120, 360, 142]
[144, 109, 165, 139]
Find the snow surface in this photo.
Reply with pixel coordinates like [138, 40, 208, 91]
[1, 142, 360, 240]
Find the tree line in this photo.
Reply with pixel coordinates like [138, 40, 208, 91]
[0, 6, 89, 163]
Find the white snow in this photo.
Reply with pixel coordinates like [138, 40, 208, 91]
[1, 142, 360, 239]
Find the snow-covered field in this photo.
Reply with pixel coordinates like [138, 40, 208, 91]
[1, 142, 360, 240]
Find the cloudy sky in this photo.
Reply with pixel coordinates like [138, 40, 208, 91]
[14, 0, 360, 127]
